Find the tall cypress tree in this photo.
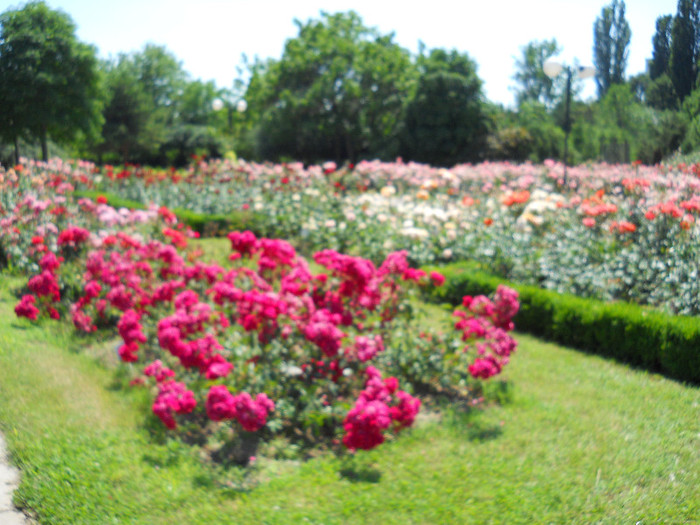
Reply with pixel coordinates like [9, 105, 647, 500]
[650, 15, 673, 79]
[669, 0, 700, 102]
[593, 0, 631, 98]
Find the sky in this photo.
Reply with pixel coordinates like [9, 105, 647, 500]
[0, 0, 681, 107]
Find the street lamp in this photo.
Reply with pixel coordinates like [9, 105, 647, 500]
[212, 98, 225, 112]
[212, 92, 247, 132]
[543, 59, 595, 181]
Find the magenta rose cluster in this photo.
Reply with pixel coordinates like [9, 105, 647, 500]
[15, 214, 519, 455]
[15, 230, 90, 321]
[343, 366, 420, 450]
[454, 285, 520, 379]
[206, 386, 275, 432]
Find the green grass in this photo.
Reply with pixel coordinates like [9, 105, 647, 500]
[191, 236, 233, 266]
[0, 270, 698, 523]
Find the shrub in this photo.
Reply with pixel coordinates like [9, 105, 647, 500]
[424, 261, 700, 384]
[14, 225, 520, 463]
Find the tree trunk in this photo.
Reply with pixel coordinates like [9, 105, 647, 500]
[345, 128, 354, 163]
[13, 136, 20, 165]
[41, 127, 48, 161]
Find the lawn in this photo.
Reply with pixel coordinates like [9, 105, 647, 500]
[0, 267, 697, 524]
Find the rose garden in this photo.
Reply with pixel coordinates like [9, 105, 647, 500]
[0, 157, 698, 523]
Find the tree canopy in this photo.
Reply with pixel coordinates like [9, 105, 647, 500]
[0, 1, 102, 160]
[400, 48, 489, 166]
[650, 15, 674, 80]
[593, 0, 631, 98]
[2, 4, 700, 167]
[246, 11, 414, 164]
[512, 39, 562, 107]
[669, 0, 700, 102]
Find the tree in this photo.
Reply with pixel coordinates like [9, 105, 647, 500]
[669, 0, 700, 102]
[179, 80, 219, 126]
[512, 39, 562, 107]
[247, 11, 414, 163]
[628, 72, 649, 103]
[650, 15, 674, 79]
[96, 57, 158, 163]
[634, 106, 685, 164]
[132, 44, 187, 121]
[593, 0, 631, 98]
[646, 74, 679, 110]
[0, 1, 102, 161]
[680, 86, 700, 151]
[96, 45, 192, 164]
[162, 79, 224, 166]
[513, 101, 565, 162]
[400, 48, 489, 166]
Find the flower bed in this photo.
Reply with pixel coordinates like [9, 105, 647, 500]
[5, 173, 519, 462]
[26, 157, 699, 315]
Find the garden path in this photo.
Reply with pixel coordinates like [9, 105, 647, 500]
[0, 431, 30, 524]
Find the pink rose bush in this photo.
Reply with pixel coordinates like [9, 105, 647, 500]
[3, 160, 527, 461]
[457, 286, 520, 380]
[343, 366, 421, 450]
[205, 387, 275, 432]
[152, 380, 197, 430]
[13, 218, 518, 458]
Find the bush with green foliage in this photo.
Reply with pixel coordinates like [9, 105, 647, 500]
[424, 261, 700, 384]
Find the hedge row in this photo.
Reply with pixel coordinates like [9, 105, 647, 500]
[73, 190, 264, 237]
[73, 191, 699, 384]
[424, 262, 700, 385]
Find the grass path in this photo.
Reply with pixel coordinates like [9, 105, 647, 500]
[0, 276, 698, 524]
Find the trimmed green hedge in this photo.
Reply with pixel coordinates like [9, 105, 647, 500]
[73, 190, 265, 237]
[73, 190, 147, 211]
[424, 262, 700, 384]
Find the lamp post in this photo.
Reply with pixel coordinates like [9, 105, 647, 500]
[213, 92, 247, 133]
[543, 59, 595, 182]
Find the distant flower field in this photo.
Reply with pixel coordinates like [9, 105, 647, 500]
[5, 157, 696, 314]
[4, 154, 700, 467]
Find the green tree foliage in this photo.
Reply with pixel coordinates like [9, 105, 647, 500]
[568, 83, 684, 164]
[646, 74, 679, 110]
[593, 0, 631, 99]
[96, 45, 223, 165]
[247, 11, 414, 163]
[0, 1, 102, 161]
[162, 79, 224, 166]
[129, 44, 186, 114]
[627, 72, 649, 103]
[650, 15, 674, 79]
[669, 0, 700, 102]
[518, 101, 566, 162]
[680, 87, 700, 151]
[400, 48, 489, 166]
[486, 125, 533, 162]
[179, 80, 219, 126]
[160, 124, 224, 166]
[635, 107, 686, 163]
[512, 39, 562, 107]
[96, 58, 158, 163]
[600, 83, 637, 131]
[486, 100, 564, 163]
